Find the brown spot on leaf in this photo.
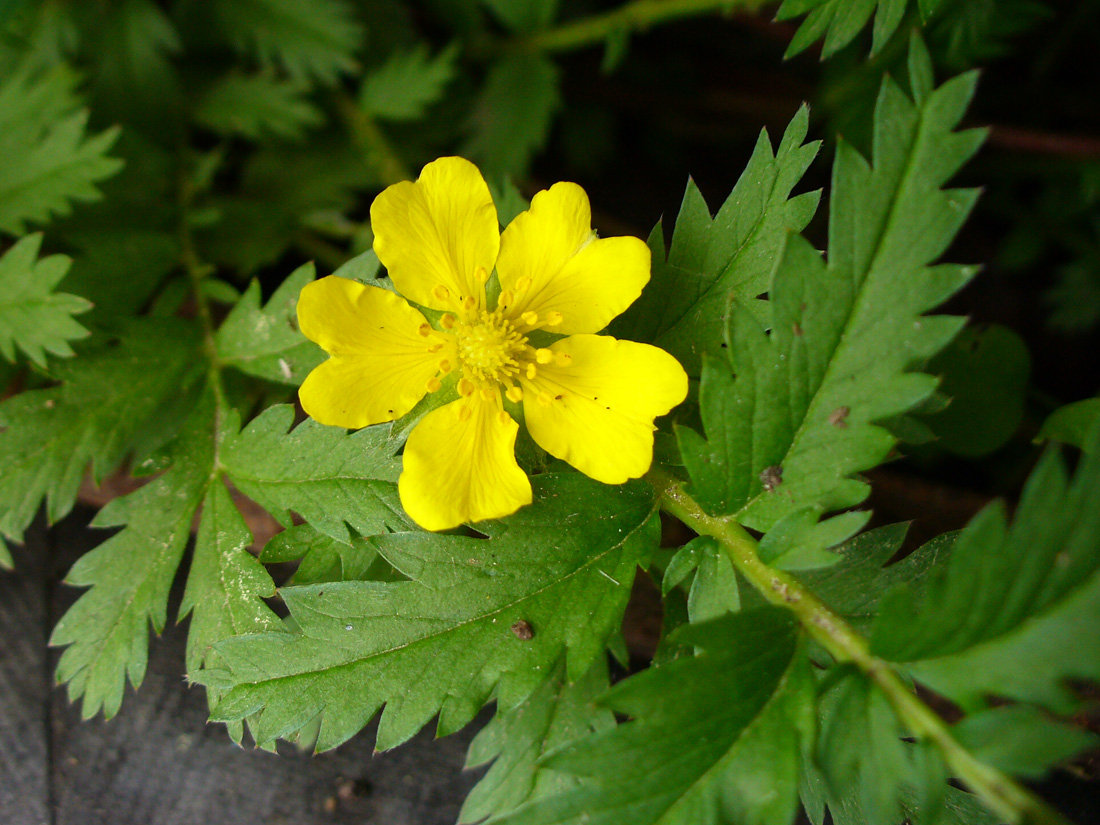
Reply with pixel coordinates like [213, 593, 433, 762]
[759, 465, 783, 492]
[828, 406, 850, 428]
[511, 619, 534, 640]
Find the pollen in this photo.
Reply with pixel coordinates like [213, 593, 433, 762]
[535, 348, 553, 364]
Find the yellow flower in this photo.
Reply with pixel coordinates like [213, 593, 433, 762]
[297, 157, 688, 531]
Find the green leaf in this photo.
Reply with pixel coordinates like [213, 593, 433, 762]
[952, 705, 1099, 780]
[610, 106, 821, 377]
[678, 52, 984, 532]
[923, 323, 1030, 457]
[480, 0, 559, 32]
[215, 262, 324, 385]
[459, 658, 614, 824]
[49, 393, 216, 719]
[758, 507, 870, 571]
[778, 0, 916, 58]
[872, 429, 1100, 712]
[0, 233, 90, 368]
[359, 43, 458, 122]
[662, 536, 741, 623]
[220, 404, 408, 544]
[491, 608, 812, 825]
[211, 0, 363, 84]
[463, 51, 560, 179]
[258, 523, 387, 585]
[0, 318, 202, 546]
[0, 67, 123, 235]
[196, 72, 324, 142]
[203, 475, 657, 752]
[1037, 397, 1100, 452]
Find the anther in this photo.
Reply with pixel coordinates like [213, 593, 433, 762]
[537, 391, 554, 407]
[426, 376, 442, 393]
[521, 311, 539, 327]
[545, 311, 563, 326]
[480, 387, 495, 402]
[427, 343, 443, 353]
[505, 386, 523, 403]
[498, 290, 514, 307]
[476, 266, 490, 283]
[418, 323, 432, 337]
[440, 313, 456, 330]
[432, 284, 451, 303]
[458, 379, 475, 397]
[438, 358, 451, 374]
[535, 348, 553, 365]
[554, 352, 573, 367]
[516, 276, 532, 293]
[458, 405, 473, 422]
[526, 363, 537, 380]
[463, 295, 477, 311]
[498, 411, 512, 426]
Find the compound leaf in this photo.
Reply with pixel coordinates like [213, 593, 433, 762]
[612, 106, 821, 377]
[0, 233, 90, 368]
[203, 475, 658, 752]
[215, 262, 323, 385]
[491, 608, 812, 825]
[679, 46, 984, 532]
[0, 67, 123, 235]
[872, 428, 1100, 713]
[220, 404, 407, 544]
[0, 318, 202, 547]
[460, 658, 614, 824]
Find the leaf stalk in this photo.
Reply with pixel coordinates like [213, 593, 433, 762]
[649, 468, 1071, 825]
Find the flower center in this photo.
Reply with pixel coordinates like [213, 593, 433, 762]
[455, 310, 528, 384]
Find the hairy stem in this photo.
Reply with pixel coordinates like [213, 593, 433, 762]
[649, 468, 1070, 825]
[518, 0, 764, 55]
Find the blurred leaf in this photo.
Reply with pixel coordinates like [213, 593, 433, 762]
[952, 705, 1099, 779]
[0, 233, 90, 368]
[360, 43, 458, 122]
[196, 72, 324, 142]
[1037, 397, 1100, 452]
[480, 0, 559, 32]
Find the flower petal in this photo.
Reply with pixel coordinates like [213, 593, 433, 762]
[371, 156, 499, 316]
[521, 334, 688, 484]
[399, 394, 532, 531]
[298, 278, 449, 428]
[496, 182, 650, 334]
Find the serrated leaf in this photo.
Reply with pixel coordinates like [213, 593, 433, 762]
[778, 0, 913, 58]
[0, 68, 123, 234]
[491, 608, 812, 825]
[49, 392, 216, 719]
[196, 72, 324, 141]
[215, 262, 324, 385]
[220, 404, 407, 544]
[952, 705, 1099, 780]
[0, 318, 202, 546]
[258, 523, 387, 585]
[872, 428, 1100, 712]
[678, 54, 984, 532]
[0, 233, 90, 367]
[360, 43, 458, 122]
[202, 475, 658, 752]
[211, 0, 363, 84]
[459, 658, 614, 824]
[611, 106, 821, 377]
[463, 51, 560, 179]
[758, 507, 870, 571]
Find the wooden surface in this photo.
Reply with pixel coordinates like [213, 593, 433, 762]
[0, 509, 482, 825]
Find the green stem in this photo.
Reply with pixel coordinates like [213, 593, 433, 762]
[518, 0, 762, 55]
[649, 468, 1070, 825]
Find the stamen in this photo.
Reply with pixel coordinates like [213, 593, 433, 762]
[545, 311, 563, 326]
[438, 358, 451, 374]
[498, 289, 514, 308]
[458, 404, 472, 422]
[554, 352, 573, 367]
[515, 276, 532, 293]
[426, 376, 442, 393]
[418, 323, 432, 337]
[498, 411, 512, 426]
[476, 266, 489, 283]
[463, 295, 477, 312]
[537, 391, 554, 407]
[441, 313, 456, 330]
[427, 343, 443, 353]
[535, 348, 553, 365]
[521, 311, 539, 327]
[480, 387, 495, 402]
[526, 363, 537, 380]
[432, 284, 451, 303]
[505, 386, 523, 403]
[458, 379, 475, 397]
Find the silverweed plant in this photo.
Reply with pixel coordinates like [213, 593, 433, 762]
[0, 2, 1097, 824]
